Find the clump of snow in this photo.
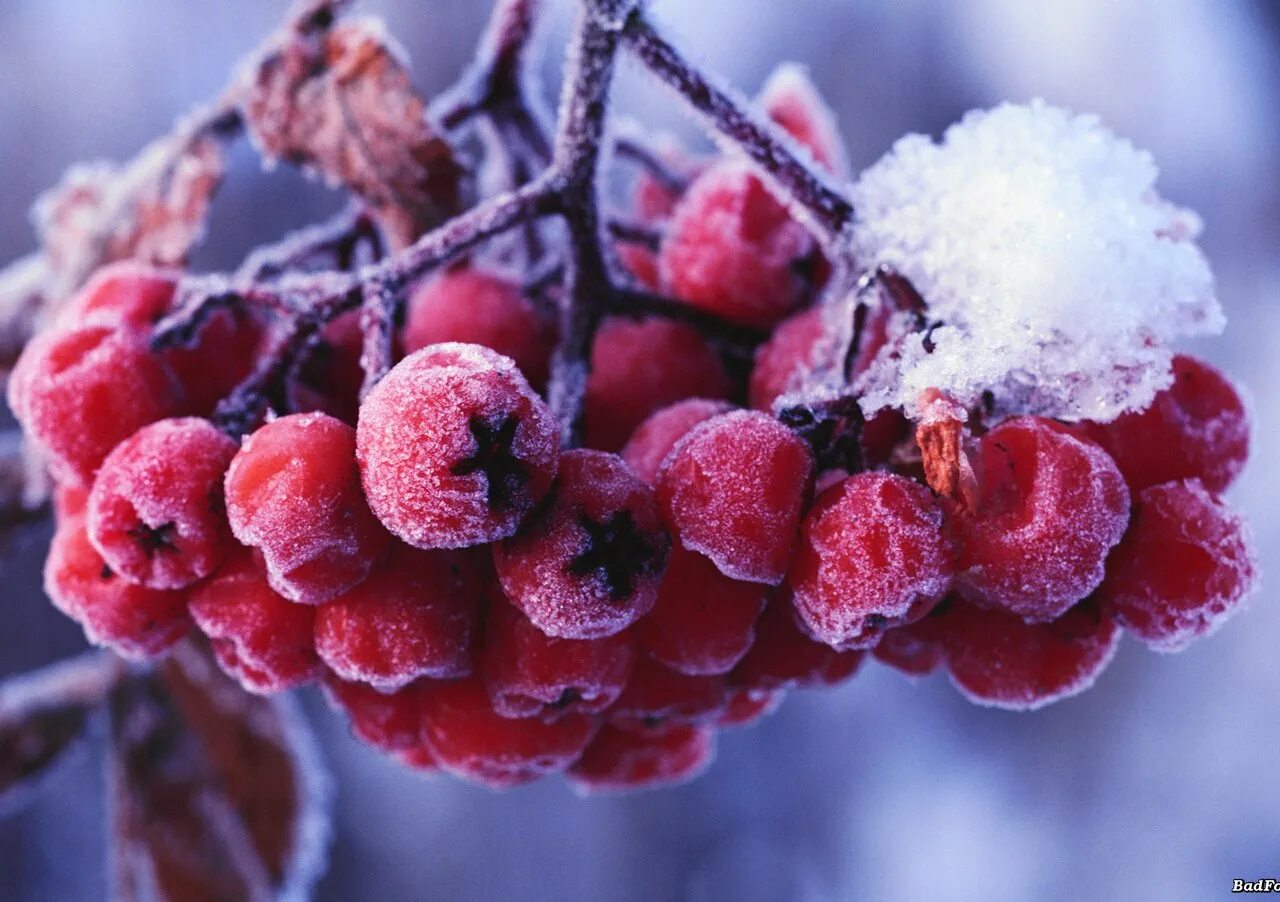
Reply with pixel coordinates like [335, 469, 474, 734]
[850, 100, 1223, 423]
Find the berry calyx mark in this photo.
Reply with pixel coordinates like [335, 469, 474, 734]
[451, 413, 528, 511]
[551, 688, 581, 710]
[125, 521, 179, 560]
[567, 509, 657, 601]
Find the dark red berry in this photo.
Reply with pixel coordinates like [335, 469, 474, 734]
[872, 611, 947, 676]
[322, 673, 424, 752]
[607, 656, 726, 732]
[717, 687, 784, 728]
[731, 595, 864, 690]
[494, 449, 669, 639]
[288, 310, 365, 425]
[567, 723, 715, 795]
[357, 343, 559, 548]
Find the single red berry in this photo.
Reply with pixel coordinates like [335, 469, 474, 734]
[314, 542, 485, 690]
[289, 310, 365, 425]
[7, 324, 180, 485]
[392, 744, 442, 773]
[606, 656, 726, 732]
[44, 516, 189, 660]
[658, 410, 814, 585]
[717, 687, 784, 728]
[226, 412, 390, 604]
[567, 723, 715, 795]
[403, 267, 554, 390]
[634, 545, 767, 676]
[357, 343, 559, 549]
[941, 598, 1120, 711]
[1083, 355, 1249, 494]
[759, 64, 850, 178]
[188, 550, 320, 694]
[54, 482, 90, 521]
[660, 160, 819, 329]
[321, 672, 424, 752]
[788, 472, 955, 650]
[87, 418, 238, 590]
[418, 676, 598, 789]
[955, 416, 1130, 622]
[731, 595, 865, 690]
[872, 611, 947, 676]
[56, 262, 179, 330]
[1096, 479, 1256, 652]
[584, 317, 732, 452]
[620, 398, 733, 487]
[495, 449, 669, 639]
[482, 596, 635, 719]
[748, 306, 825, 412]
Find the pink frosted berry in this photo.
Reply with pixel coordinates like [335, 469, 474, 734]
[494, 449, 670, 639]
[1096, 479, 1257, 652]
[658, 410, 814, 585]
[759, 64, 850, 177]
[748, 306, 825, 412]
[225, 412, 390, 604]
[955, 416, 1130, 622]
[357, 343, 559, 549]
[568, 723, 715, 795]
[620, 398, 734, 486]
[788, 472, 955, 649]
[322, 673, 424, 752]
[87, 418, 238, 590]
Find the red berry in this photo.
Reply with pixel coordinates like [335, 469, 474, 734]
[658, 410, 814, 585]
[418, 676, 598, 789]
[956, 416, 1130, 622]
[188, 550, 320, 694]
[87, 418, 238, 590]
[481, 596, 635, 719]
[942, 598, 1120, 711]
[392, 744, 442, 773]
[8, 324, 180, 485]
[357, 343, 559, 549]
[731, 595, 865, 690]
[494, 449, 669, 639]
[620, 398, 733, 486]
[607, 656, 726, 731]
[717, 687, 784, 728]
[660, 160, 818, 329]
[788, 472, 954, 649]
[289, 310, 365, 425]
[634, 545, 766, 676]
[56, 262, 178, 330]
[226, 412, 390, 604]
[44, 516, 189, 660]
[1096, 479, 1257, 652]
[314, 543, 484, 690]
[321, 673, 423, 751]
[567, 723, 715, 795]
[759, 65, 849, 178]
[54, 482, 90, 521]
[748, 306, 825, 412]
[403, 267, 553, 390]
[871, 612, 947, 676]
[584, 317, 732, 452]
[1083, 355, 1249, 494]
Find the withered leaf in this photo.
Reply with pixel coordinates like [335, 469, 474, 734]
[242, 17, 463, 250]
[109, 642, 329, 902]
[0, 652, 120, 815]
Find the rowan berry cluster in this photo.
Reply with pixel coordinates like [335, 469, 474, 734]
[5, 0, 1258, 794]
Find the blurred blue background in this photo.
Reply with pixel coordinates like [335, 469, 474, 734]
[1, 1, 1277, 900]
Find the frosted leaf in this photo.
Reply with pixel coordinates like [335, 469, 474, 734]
[850, 100, 1223, 422]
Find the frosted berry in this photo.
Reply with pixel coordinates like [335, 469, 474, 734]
[942, 598, 1120, 711]
[620, 398, 733, 486]
[789, 472, 954, 649]
[872, 611, 947, 676]
[748, 306, 824, 412]
[418, 676, 598, 789]
[634, 545, 766, 676]
[1083, 355, 1249, 494]
[56, 262, 179, 330]
[7, 324, 180, 485]
[568, 724, 715, 795]
[1096, 479, 1257, 652]
[584, 317, 732, 452]
[660, 160, 819, 329]
[54, 482, 90, 521]
[481, 596, 635, 719]
[658, 410, 814, 585]
[44, 516, 189, 660]
[760, 64, 850, 178]
[494, 449, 669, 639]
[322, 673, 424, 752]
[188, 550, 320, 694]
[87, 418, 238, 590]
[357, 343, 559, 549]
[403, 267, 554, 389]
[718, 688, 784, 728]
[731, 596, 864, 690]
[607, 656, 726, 732]
[225, 412, 390, 604]
[955, 416, 1130, 622]
[314, 543, 484, 690]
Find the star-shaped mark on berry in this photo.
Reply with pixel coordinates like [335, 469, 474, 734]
[126, 521, 179, 560]
[567, 510, 657, 600]
[451, 413, 529, 511]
